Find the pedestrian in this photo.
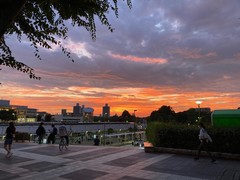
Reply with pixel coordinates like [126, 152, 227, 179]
[195, 122, 216, 162]
[4, 122, 16, 158]
[36, 122, 46, 144]
[47, 124, 58, 144]
[94, 135, 100, 146]
[59, 121, 69, 146]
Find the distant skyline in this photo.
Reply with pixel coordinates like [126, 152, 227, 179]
[1, 0, 240, 117]
[0, 97, 233, 117]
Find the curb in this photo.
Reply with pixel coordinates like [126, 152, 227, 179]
[144, 146, 240, 161]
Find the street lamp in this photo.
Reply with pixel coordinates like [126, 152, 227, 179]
[195, 101, 202, 122]
[134, 110, 137, 115]
[103, 113, 107, 146]
[133, 110, 137, 140]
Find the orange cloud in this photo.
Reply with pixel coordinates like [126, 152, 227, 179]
[110, 53, 168, 64]
[1, 83, 240, 117]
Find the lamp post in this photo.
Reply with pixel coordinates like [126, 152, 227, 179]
[103, 113, 107, 146]
[195, 101, 202, 122]
[133, 110, 137, 140]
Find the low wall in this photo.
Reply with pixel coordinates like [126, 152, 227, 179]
[144, 144, 240, 161]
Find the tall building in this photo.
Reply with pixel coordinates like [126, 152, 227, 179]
[57, 103, 94, 122]
[73, 103, 81, 116]
[102, 103, 110, 117]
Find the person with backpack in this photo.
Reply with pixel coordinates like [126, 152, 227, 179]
[36, 122, 46, 144]
[194, 122, 216, 162]
[47, 124, 58, 144]
[4, 122, 16, 158]
[58, 122, 69, 146]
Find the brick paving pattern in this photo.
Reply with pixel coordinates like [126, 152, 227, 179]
[0, 143, 239, 180]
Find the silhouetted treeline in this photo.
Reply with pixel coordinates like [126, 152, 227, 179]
[147, 105, 211, 125]
[93, 105, 212, 125]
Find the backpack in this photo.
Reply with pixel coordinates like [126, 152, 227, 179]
[36, 126, 45, 136]
[36, 127, 41, 136]
[59, 126, 67, 136]
[202, 129, 213, 143]
[205, 133, 213, 143]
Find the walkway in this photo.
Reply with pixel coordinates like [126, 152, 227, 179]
[0, 143, 239, 180]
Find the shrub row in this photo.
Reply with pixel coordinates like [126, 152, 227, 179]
[15, 132, 30, 142]
[146, 122, 240, 154]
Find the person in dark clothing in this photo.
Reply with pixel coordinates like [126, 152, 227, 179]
[94, 136, 100, 146]
[4, 122, 16, 158]
[47, 124, 58, 144]
[36, 122, 46, 144]
[195, 123, 216, 163]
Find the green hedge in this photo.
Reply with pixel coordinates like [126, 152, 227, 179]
[15, 132, 30, 142]
[146, 122, 240, 154]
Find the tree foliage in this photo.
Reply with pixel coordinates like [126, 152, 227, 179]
[121, 110, 132, 118]
[36, 114, 42, 122]
[148, 105, 212, 125]
[44, 113, 52, 122]
[0, 0, 132, 80]
[149, 105, 176, 122]
[0, 109, 17, 121]
[107, 128, 114, 134]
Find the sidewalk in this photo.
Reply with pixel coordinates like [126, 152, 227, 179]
[0, 142, 239, 180]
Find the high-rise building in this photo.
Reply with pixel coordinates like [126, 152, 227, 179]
[73, 103, 81, 116]
[102, 103, 110, 117]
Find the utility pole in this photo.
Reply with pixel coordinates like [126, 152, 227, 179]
[133, 110, 137, 140]
[195, 101, 202, 123]
[103, 113, 107, 146]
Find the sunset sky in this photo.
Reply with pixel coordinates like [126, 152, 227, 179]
[1, 0, 240, 117]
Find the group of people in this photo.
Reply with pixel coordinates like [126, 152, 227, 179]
[3, 121, 216, 162]
[3, 121, 69, 158]
[36, 122, 69, 145]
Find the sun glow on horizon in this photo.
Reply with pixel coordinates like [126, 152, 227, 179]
[1, 83, 240, 117]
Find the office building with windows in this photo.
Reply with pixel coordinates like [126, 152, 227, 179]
[102, 103, 110, 117]
[0, 100, 38, 122]
[73, 103, 82, 116]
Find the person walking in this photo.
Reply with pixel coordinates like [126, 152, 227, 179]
[36, 122, 46, 144]
[195, 122, 216, 162]
[47, 124, 58, 144]
[4, 122, 16, 158]
[59, 122, 69, 146]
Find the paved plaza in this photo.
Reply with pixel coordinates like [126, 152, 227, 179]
[0, 142, 239, 180]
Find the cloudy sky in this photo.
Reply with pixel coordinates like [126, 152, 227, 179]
[1, 0, 240, 117]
